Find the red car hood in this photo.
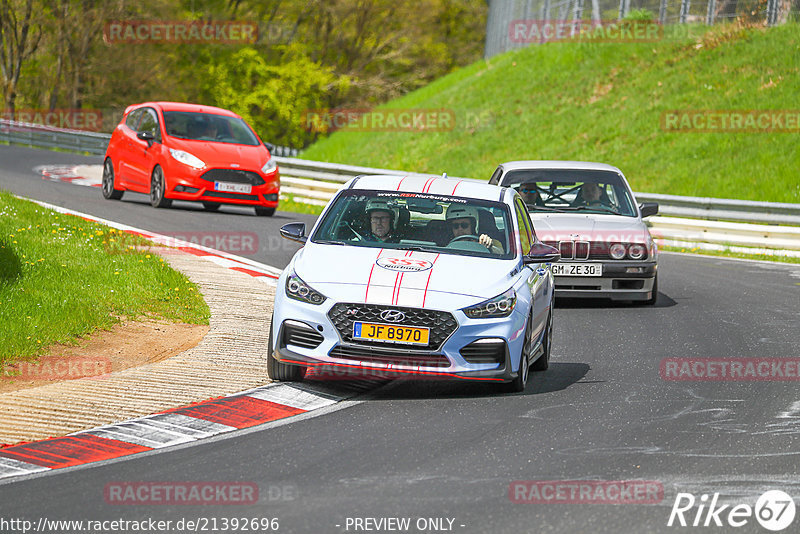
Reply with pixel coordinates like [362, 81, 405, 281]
[167, 138, 270, 170]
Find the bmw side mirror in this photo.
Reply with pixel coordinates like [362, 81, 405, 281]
[136, 131, 155, 147]
[280, 222, 307, 244]
[639, 202, 659, 218]
[524, 242, 560, 264]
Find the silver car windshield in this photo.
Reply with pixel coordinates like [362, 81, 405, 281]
[503, 169, 637, 217]
[311, 190, 515, 259]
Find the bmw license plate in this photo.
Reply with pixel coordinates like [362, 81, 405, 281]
[353, 322, 430, 345]
[214, 181, 252, 194]
[552, 263, 603, 276]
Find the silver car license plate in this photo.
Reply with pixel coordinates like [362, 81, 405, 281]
[552, 263, 602, 276]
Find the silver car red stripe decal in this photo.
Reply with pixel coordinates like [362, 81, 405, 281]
[391, 250, 413, 305]
[421, 254, 441, 307]
[451, 180, 463, 195]
[396, 176, 407, 191]
[421, 177, 434, 193]
[423, 177, 438, 193]
[364, 248, 384, 302]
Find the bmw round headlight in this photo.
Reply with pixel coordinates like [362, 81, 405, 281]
[286, 271, 326, 305]
[609, 243, 627, 260]
[628, 244, 646, 260]
[462, 288, 516, 319]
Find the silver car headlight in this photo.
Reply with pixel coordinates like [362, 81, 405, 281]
[169, 149, 205, 169]
[261, 158, 277, 174]
[609, 243, 627, 260]
[628, 244, 646, 260]
[286, 271, 326, 305]
[462, 288, 516, 319]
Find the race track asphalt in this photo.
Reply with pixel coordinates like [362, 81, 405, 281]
[1, 144, 799, 533]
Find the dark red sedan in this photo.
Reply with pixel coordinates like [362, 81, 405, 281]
[102, 102, 279, 216]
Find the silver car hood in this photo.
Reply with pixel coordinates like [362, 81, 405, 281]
[530, 213, 651, 243]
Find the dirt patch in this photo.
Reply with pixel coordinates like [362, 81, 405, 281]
[0, 319, 208, 394]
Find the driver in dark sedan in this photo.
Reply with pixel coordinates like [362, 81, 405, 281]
[446, 205, 503, 253]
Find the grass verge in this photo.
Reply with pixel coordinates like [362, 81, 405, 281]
[660, 245, 800, 264]
[302, 22, 800, 203]
[0, 191, 210, 366]
[279, 194, 325, 216]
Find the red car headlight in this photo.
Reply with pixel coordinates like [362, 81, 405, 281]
[261, 159, 277, 174]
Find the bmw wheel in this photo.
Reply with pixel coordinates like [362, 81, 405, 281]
[150, 166, 172, 208]
[101, 158, 123, 200]
[266, 319, 306, 382]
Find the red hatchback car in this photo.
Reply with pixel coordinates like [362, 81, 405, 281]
[102, 102, 279, 216]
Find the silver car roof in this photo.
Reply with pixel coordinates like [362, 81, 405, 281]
[497, 160, 623, 174]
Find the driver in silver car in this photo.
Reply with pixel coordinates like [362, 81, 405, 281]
[445, 205, 504, 254]
[363, 199, 400, 243]
[578, 182, 612, 208]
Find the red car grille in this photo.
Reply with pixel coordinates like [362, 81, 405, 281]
[200, 168, 265, 186]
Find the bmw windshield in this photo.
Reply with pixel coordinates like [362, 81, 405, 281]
[311, 190, 515, 259]
[503, 169, 637, 217]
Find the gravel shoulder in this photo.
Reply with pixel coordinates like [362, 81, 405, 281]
[0, 247, 274, 444]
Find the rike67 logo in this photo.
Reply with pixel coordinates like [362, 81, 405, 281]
[668, 490, 796, 531]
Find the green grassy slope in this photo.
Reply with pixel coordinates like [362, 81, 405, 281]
[302, 23, 800, 203]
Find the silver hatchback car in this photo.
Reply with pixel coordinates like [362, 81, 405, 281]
[490, 161, 659, 304]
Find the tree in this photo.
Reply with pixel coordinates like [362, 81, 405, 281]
[0, 0, 42, 112]
[200, 45, 350, 147]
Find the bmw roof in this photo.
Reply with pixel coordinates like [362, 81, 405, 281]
[345, 174, 508, 202]
[498, 160, 623, 174]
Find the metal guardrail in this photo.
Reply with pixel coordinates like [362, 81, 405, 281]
[634, 192, 800, 226]
[275, 156, 800, 224]
[274, 156, 800, 256]
[4, 119, 800, 255]
[1, 119, 110, 155]
[0, 119, 299, 158]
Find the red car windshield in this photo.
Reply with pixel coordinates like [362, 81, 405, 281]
[162, 111, 260, 146]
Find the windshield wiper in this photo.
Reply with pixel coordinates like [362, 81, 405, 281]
[399, 245, 442, 254]
[528, 205, 560, 212]
[315, 239, 347, 245]
[560, 205, 620, 214]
